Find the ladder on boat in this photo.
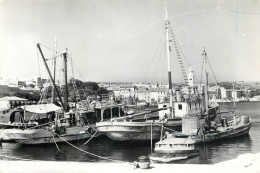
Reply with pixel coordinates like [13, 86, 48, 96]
[168, 22, 189, 85]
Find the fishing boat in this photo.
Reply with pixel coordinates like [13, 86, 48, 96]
[149, 133, 199, 163]
[148, 44, 251, 161]
[0, 104, 61, 141]
[162, 49, 251, 145]
[3, 44, 126, 144]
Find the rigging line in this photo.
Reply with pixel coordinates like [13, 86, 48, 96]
[146, 33, 163, 82]
[161, 43, 166, 84]
[69, 53, 82, 102]
[143, 24, 164, 82]
[162, 37, 167, 84]
[153, 32, 164, 83]
[156, 42, 165, 83]
[68, 57, 87, 81]
[206, 55, 219, 85]
[37, 48, 41, 78]
[67, 56, 87, 98]
[38, 43, 62, 54]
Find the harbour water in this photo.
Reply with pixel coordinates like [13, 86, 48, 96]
[0, 101, 259, 164]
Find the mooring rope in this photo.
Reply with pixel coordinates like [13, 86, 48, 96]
[52, 132, 60, 152]
[82, 130, 99, 146]
[54, 132, 129, 163]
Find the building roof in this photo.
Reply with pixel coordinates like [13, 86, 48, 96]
[0, 96, 28, 101]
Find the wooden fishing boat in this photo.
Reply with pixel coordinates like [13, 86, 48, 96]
[162, 49, 251, 146]
[96, 109, 182, 141]
[174, 113, 251, 144]
[0, 104, 61, 140]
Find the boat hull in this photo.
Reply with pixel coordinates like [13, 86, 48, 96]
[96, 119, 182, 141]
[178, 121, 252, 144]
[4, 127, 93, 145]
[97, 122, 161, 141]
[149, 151, 199, 163]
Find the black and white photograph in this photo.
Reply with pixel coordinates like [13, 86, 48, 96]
[0, 0, 259, 172]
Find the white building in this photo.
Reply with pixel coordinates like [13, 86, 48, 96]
[135, 88, 167, 103]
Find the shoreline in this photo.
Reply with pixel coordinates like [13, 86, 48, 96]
[0, 152, 259, 173]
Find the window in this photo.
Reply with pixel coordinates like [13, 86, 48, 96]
[112, 107, 119, 118]
[103, 109, 111, 120]
[178, 104, 182, 110]
[95, 109, 101, 121]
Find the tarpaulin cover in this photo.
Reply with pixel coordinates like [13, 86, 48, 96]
[19, 104, 61, 114]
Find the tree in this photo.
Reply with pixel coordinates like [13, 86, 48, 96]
[97, 87, 109, 95]
[67, 79, 109, 101]
[83, 82, 99, 91]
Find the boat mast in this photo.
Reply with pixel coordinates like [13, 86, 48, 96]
[233, 82, 236, 108]
[203, 49, 209, 115]
[37, 43, 66, 111]
[52, 38, 57, 103]
[165, 2, 174, 118]
[63, 50, 69, 112]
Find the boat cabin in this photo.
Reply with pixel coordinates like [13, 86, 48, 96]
[155, 136, 196, 151]
[158, 103, 171, 119]
[94, 104, 125, 122]
[0, 109, 24, 124]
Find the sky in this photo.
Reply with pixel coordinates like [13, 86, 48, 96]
[0, 0, 259, 84]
